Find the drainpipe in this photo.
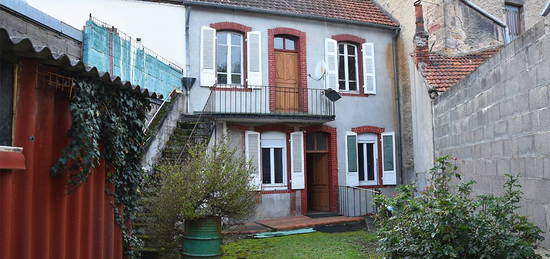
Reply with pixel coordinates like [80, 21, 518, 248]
[185, 5, 191, 113]
[392, 27, 404, 185]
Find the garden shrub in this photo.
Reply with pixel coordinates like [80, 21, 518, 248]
[375, 156, 544, 259]
[147, 139, 257, 258]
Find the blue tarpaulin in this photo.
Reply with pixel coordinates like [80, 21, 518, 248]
[82, 19, 182, 99]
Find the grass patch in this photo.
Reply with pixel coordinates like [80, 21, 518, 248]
[222, 231, 381, 259]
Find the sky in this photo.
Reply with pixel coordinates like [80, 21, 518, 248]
[25, 0, 187, 68]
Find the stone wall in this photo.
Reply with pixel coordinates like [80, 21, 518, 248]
[523, 0, 550, 30]
[426, 0, 505, 54]
[433, 17, 550, 248]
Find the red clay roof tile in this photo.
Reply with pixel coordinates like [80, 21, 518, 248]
[422, 48, 501, 92]
[180, 0, 399, 27]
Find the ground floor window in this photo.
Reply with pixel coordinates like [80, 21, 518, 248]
[358, 134, 378, 185]
[262, 147, 284, 184]
[260, 131, 287, 187]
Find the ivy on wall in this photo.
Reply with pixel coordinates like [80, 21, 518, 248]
[51, 79, 151, 258]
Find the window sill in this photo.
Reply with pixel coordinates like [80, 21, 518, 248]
[339, 92, 370, 97]
[210, 85, 253, 92]
[0, 146, 26, 170]
[261, 185, 288, 191]
[357, 184, 384, 189]
[260, 188, 292, 194]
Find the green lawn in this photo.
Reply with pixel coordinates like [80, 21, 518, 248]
[222, 231, 381, 259]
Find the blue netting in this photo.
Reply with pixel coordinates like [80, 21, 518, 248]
[82, 19, 182, 99]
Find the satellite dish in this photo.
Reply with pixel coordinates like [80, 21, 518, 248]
[311, 60, 327, 80]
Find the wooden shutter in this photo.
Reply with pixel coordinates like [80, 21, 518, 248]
[325, 38, 338, 89]
[290, 131, 305, 190]
[345, 131, 359, 187]
[247, 31, 262, 88]
[382, 132, 396, 185]
[362, 43, 376, 94]
[200, 26, 216, 87]
[245, 131, 262, 190]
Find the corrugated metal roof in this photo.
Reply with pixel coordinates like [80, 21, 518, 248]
[0, 0, 83, 41]
[0, 27, 163, 99]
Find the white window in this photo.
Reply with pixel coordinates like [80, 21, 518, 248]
[260, 131, 287, 188]
[245, 131, 262, 190]
[216, 31, 243, 85]
[345, 131, 359, 187]
[358, 134, 378, 186]
[338, 43, 359, 92]
[382, 132, 396, 185]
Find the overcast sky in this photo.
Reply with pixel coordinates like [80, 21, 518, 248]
[25, 0, 187, 67]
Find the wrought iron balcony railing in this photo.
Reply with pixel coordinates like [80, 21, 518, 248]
[201, 85, 335, 120]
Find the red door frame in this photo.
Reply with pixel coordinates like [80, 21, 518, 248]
[352, 125, 386, 188]
[268, 27, 308, 113]
[301, 125, 338, 213]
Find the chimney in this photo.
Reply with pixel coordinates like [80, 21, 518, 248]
[414, 0, 429, 65]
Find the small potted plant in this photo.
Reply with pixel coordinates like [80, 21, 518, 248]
[148, 140, 256, 258]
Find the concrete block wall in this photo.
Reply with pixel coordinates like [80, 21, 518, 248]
[0, 8, 82, 60]
[433, 17, 550, 248]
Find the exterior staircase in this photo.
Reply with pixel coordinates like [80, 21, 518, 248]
[160, 116, 215, 164]
[138, 99, 215, 258]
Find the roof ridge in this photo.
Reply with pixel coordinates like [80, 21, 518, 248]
[154, 0, 399, 28]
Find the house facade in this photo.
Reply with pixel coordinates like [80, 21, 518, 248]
[173, 0, 403, 219]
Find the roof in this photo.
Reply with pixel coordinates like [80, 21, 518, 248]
[145, 0, 399, 28]
[422, 48, 501, 92]
[0, 27, 163, 99]
[0, 0, 82, 41]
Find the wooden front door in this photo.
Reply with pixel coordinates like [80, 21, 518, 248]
[275, 51, 299, 112]
[307, 153, 330, 211]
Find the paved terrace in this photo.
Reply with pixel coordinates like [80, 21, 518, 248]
[224, 216, 364, 234]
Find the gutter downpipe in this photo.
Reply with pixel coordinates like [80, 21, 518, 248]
[392, 27, 405, 185]
[185, 4, 191, 113]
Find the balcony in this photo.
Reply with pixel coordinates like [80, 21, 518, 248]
[200, 85, 336, 122]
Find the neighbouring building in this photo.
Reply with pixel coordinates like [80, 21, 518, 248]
[143, 0, 405, 220]
[0, 1, 162, 258]
[377, 0, 550, 189]
[379, 0, 550, 248]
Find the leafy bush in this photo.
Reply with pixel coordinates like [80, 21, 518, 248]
[147, 140, 257, 257]
[375, 155, 544, 259]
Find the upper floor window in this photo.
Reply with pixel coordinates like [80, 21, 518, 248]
[338, 43, 359, 92]
[274, 36, 296, 51]
[505, 2, 524, 41]
[216, 31, 243, 85]
[0, 59, 14, 146]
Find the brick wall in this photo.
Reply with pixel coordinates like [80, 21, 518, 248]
[433, 18, 550, 248]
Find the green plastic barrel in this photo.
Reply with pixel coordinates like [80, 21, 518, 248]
[182, 217, 222, 258]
